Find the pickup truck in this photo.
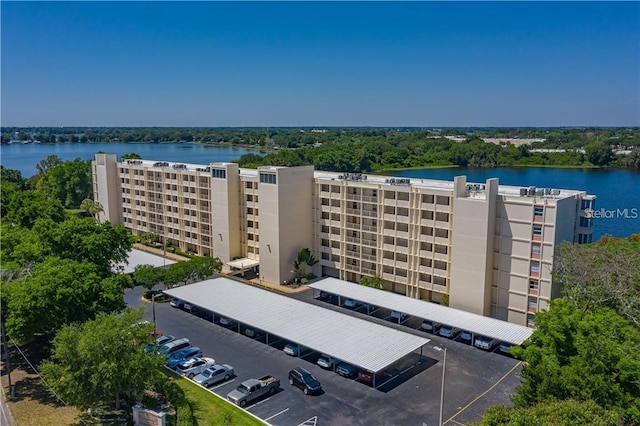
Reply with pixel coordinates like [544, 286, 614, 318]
[227, 375, 280, 407]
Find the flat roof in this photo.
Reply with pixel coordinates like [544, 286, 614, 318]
[309, 278, 534, 346]
[113, 248, 176, 274]
[164, 278, 429, 372]
[226, 258, 259, 269]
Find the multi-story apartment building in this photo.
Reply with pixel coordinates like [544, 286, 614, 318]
[93, 153, 595, 327]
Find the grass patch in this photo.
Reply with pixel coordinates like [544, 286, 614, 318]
[167, 371, 265, 426]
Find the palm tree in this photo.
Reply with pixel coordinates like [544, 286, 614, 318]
[293, 248, 318, 280]
[80, 198, 104, 223]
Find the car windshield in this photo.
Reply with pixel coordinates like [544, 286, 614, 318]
[236, 385, 250, 395]
[302, 372, 317, 382]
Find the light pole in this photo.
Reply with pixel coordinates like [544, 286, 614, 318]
[152, 292, 160, 337]
[433, 346, 447, 426]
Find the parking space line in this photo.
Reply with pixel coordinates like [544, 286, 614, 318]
[265, 408, 290, 421]
[210, 379, 235, 390]
[444, 361, 522, 425]
[246, 396, 273, 410]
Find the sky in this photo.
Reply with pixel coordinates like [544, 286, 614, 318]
[1, 1, 639, 127]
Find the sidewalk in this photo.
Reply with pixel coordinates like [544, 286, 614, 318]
[246, 278, 311, 295]
[0, 384, 17, 426]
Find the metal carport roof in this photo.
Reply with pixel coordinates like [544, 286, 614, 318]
[309, 278, 533, 346]
[112, 248, 176, 274]
[164, 277, 429, 373]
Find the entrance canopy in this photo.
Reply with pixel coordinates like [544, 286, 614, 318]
[226, 258, 259, 270]
[165, 277, 429, 373]
[309, 278, 533, 346]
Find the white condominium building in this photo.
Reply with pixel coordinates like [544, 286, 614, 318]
[93, 153, 595, 327]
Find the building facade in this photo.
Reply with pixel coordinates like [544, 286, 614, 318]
[93, 153, 595, 327]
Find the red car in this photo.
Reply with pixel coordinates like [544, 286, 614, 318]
[358, 369, 385, 384]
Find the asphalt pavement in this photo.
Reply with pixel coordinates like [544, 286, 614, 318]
[127, 283, 521, 426]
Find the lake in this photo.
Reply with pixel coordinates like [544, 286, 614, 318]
[2, 142, 638, 239]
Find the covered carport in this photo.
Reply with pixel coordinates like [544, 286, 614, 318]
[112, 248, 176, 274]
[164, 277, 430, 389]
[309, 278, 533, 347]
[226, 258, 259, 277]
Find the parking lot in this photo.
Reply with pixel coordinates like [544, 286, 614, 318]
[127, 284, 522, 426]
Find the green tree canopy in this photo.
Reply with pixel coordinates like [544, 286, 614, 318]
[133, 264, 165, 292]
[35, 157, 92, 208]
[360, 275, 384, 290]
[554, 235, 640, 325]
[475, 399, 625, 426]
[511, 299, 640, 423]
[2, 257, 133, 341]
[40, 308, 165, 410]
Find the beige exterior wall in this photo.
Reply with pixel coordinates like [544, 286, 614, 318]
[92, 154, 595, 327]
[449, 178, 498, 316]
[258, 166, 315, 285]
[211, 163, 242, 268]
[91, 153, 121, 224]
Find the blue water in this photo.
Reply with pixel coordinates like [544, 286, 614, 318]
[1, 142, 260, 177]
[2, 143, 638, 239]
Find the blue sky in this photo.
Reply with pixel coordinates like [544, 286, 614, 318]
[2, 2, 638, 127]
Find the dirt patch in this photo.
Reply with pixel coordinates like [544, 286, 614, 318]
[1, 336, 83, 425]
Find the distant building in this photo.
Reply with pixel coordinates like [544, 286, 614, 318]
[93, 153, 595, 327]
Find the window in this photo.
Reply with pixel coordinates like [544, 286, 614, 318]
[212, 169, 226, 179]
[534, 206, 544, 216]
[530, 261, 540, 274]
[531, 244, 541, 255]
[581, 199, 593, 210]
[529, 280, 539, 291]
[533, 225, 542, 235]
[580, 217, 592, 228]
[259, 173, 276, 184]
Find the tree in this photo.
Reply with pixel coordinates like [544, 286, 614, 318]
[133, 264, 165, 292]
[34, 217, 132, 277]
[360, 275, 384, 290]
[511, 299, 640, 424]
[475, 399, 625, 426]
[585, 141, 614, 166]
[40, 308, 165, 410]
[80, 198, 104, 223]
[293, 248, 318, 280]
[183, 256, 222, 282]
[2, 189, 66, 229]
[553, 235, 640, 325]
[2, 257, 133, 341]
[35, 158, 92, 208]
[35, 154, 63, 175]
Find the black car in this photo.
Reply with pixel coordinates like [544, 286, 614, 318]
[289, 367, 322, 395]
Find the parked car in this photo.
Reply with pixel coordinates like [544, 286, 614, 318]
[420, 320, 441, 334]
[317, 354, 334, 369]
[319, 291, 335, 301]
[177, 357, 216, 379]
[227, 375, 280, 407]
[169, 299, 184, 309]
[219, 317, 235, 327]
[166, 346, 203, 369]
[157, 338, 191, 357]
[144, 334, 175, 353]
[336, 362, 357, 378]
[390, 311, 407, 321]
[344, 299, 360, 309]
[289, 367, 322, 395]
[460, 330, 473, 341]
[194, 364, 235, 387]
[244, 328, 263, 339]
[283, 343, 301, 356]
[183, 302, 198, 313]
[439, 325, 460, 339]
[474, 336, 497, 350]
[358, 369, 385, 384]
[499, 343, 513, 355]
